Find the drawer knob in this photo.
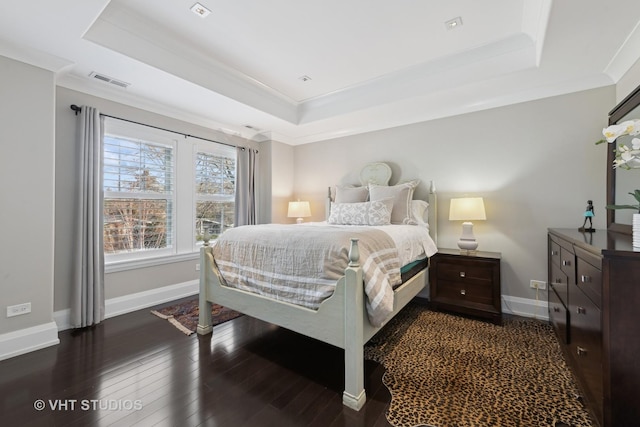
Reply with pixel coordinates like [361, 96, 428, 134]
[576, 346, 588, 357]
[562, 260, 571, 267]
[460, 289, 466, 296]
[553, 307, 560, 313]
[580, 275, 591, 283]
[460, 271, 466, 278]
[577, 306, 586, 315]
[551, 250, 559, 256]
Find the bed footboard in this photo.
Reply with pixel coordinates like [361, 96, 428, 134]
[197, 238, 384, 411]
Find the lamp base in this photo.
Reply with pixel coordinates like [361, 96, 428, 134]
[296, 218, 304, 224]
[457, 239, 479, 251]
[457, 222, 479, 251]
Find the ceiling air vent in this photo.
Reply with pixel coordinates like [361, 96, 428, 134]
[89, 72, 131, 89]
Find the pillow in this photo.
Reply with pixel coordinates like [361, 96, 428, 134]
[328, 199, 393, 226]
[369, 180, 420, 225]
[411, 200, 429, 226]
[335, 185, 369, 203]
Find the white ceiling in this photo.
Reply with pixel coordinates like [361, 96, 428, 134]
[1, 0, 640, 145]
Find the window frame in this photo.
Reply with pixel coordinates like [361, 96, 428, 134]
[102, 118, 237, 267]
[103, 120, 178, 263]
[193, 142, 237, 251]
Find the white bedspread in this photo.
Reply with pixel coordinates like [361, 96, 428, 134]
[212, 223, 437, 326]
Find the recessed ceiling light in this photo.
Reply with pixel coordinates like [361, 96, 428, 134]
[191, 3, 211, 18]
[298, 75, 312, 82]
[445, 17, 463, 30]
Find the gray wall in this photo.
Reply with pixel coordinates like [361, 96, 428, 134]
[286, 87, 614, 301]
[0, 56, 55, 335]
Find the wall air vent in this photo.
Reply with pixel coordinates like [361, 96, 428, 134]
[89, 72, 131, 89]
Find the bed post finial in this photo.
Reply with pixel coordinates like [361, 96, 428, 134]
[348, 238, 360, 267]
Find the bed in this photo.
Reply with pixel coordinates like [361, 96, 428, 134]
[197, 163, 438, 410]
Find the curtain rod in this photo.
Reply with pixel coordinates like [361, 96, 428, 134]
[69, 104, 256, 152]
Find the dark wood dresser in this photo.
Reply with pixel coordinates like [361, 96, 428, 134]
[429, 248, 502, 324]
[547, 228, 640, 427]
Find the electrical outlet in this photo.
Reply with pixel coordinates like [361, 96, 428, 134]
[7, 302, 31, 317]
[530, 280, 547, 290]
[196, 263, 200, 271]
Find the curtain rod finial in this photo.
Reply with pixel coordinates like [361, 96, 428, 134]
[70, 104, 81, 115]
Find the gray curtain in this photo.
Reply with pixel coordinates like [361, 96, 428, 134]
[234, 147, 259, 226]
[71, 106, 105, 328]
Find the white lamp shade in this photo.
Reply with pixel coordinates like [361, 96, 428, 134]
[449, 197, 486, 251]
[288, 201, 311, 223]
[449, 197, 486, 221]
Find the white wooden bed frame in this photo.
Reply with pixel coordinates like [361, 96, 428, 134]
[198, 178, 437, 411]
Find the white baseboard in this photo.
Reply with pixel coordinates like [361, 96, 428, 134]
[502, 295, 549, 321]
[54, 279, 199, 331]
[0, 322, 60, 362]
[1, 280, 198, 361]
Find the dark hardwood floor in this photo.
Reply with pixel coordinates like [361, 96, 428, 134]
[0, 297, 392, 427]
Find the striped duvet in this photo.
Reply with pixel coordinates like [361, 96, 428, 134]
[211, 223, 407, 326]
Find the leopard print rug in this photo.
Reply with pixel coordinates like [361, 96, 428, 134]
[364, 304, 594, 427]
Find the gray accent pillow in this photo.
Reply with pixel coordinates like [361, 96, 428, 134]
[369, 180, 420, 225]
[328, 199, 394, 226]
[335, 185, 369, 203]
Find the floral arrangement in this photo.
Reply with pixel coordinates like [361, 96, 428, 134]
[599, 119, 640, 212]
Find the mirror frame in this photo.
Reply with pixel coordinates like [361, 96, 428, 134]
[607, 83, 640, 234]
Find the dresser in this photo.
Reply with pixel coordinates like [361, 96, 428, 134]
[429, 248, 502, 324]
[547, 228, 640, 427]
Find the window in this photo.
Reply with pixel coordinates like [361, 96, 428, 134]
[195, 150, 236, 241]
[103, 118, 236, 263]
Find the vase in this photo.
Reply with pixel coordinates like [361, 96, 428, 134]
[634, 214, 640, 248]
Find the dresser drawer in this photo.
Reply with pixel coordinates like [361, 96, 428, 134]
[569, 284, 603, 420]
[548, 286, 569, 344]
[549, 239, 561, 268]
[575, 247, 602, 308]
[549, 262, 569, 306]
[559, 246, 575, 283]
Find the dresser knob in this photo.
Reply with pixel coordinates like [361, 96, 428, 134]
[562, 260, 571, 267]
[577, 306, 586, 315]
[580, 275, 591, 283]
[459, 271, 466, 278]
[460, 289, 466, 296]
[576, 346, 588, 357]
[551, 250, 559, 256]
[553, 307, 560, 312]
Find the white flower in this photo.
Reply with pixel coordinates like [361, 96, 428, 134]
[602, 119, 640, 142]
[613, 137, 640, 169]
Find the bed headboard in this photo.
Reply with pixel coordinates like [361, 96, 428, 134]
[325, 163, 438, 245]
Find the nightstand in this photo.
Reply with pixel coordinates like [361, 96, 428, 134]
[429, 248, 502, 324]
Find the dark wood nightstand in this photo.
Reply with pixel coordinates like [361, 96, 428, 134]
[429, 248, 502, 324]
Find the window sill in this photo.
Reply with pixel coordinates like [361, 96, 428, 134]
[105, 252, 199, 274]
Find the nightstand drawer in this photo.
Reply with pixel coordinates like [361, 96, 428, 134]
[435, 278, 494, 306]
[435, 260, 495, 285]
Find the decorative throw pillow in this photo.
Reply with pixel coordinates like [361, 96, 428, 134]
[411, 200, 429, 226]
[369, 180, 420, 225]
[328, 199, 393, 226]
[334, 185, 369, 203]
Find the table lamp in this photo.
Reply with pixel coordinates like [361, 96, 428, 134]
[288, 200, 311, 224]
[449, 197, 486, 251]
